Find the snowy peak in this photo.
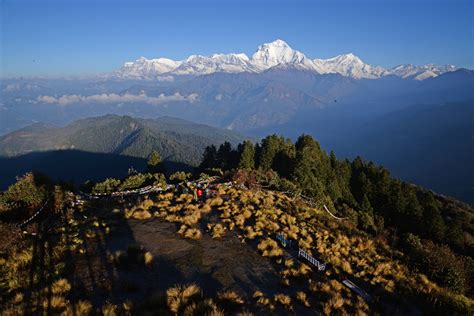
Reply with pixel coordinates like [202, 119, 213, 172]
[119, 57, 182, 78]
[390, 64, 459, 80]
[314, 53, 389, 79]
[113, 40, 459, 80]
[172, 53, 254, 75]
[326, 53, 364, 64]
[251, 39, 309, 70]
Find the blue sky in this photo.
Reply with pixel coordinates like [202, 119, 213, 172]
[1, 0, 473, 77]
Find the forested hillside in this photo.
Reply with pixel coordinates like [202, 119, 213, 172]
[0, 115, 245, 189]
[0, 115, 244, 165]
[199, 135, 474, 297]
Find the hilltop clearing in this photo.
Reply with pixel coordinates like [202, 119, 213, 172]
[1, 175, 472, 315]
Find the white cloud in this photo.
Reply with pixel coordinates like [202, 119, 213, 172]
[36, 92, 199, 106]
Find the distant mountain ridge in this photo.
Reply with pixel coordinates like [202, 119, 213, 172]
[114, 39, 459, 80]
[0, 115, 246, 166]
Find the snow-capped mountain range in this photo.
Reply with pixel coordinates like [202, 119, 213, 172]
[114, 39, 458, 80]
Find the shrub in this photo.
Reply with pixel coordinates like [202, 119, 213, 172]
[131, 209, 152, 220]
[253, 291, 264, 299]
[102, 302, 118, 316]
[43, 295, 67, 310]
[62, 300, 93, 316]
[51, 278, 71, 294]
[217, 290, 245, 304]
[144, 252, 154, 266]
[184, 228, 202, 240]
[297, 263, 312, 276]
[182, 211, 201, 226]
[1, 172, 48, 210]
[211, 224, 226, 239]
[245, 226, 260, 240]
[257, 238, 283, 257]
[119, 174, 148, 190]
[208, 197, 224, 207]
[183, 299, 224, 316]
[296, 291, 310, 307]
[166, 283, 202, 314]
[170, 171, 192, 184]
[274, 293, 292, 309]
[92, 178, 121, 194]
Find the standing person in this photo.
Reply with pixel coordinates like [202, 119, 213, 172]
[193, 185, 198, 202]
[197, 188, 203, 202]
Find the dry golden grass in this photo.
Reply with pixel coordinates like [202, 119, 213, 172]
[182, 211, 201, 226]
[51, 278, 71, 294]
[208, 197, 224, 206]
[166, 283, 202, 314]
[176, 193, 193, 203]
[144, 251, 154, 266]
[211, 224, 226, 239]
[328, 293, 345, 310]
[184, 228, 202, 240]
[274, 293, 292, 309]
[42, 295, 67, 310]
[281, 278, 290, 287]
[217, 290, 245, 304]
[244, 226, 260, 240]
[122, 300, 133, 315]
[62, 300, 93, 316]
[132, 209, 152, 220]
[296, 291, 310, 307]
[255, 296, 275, 311]
[13, 292, 24, 304]
[341, 260, 353, 274]
[257, 238, 283, 257]
[101, 302, 118, 316]
[284, 258, 294, 268]
[160, 192, 175, 200]
[234, 214, 246, 227]
[2, 306, 25, 316]
[177, 225, 188, 236]
[200, 203, 212, 213]
[242, 208, 253, 219]
[182, 298, 224, 316]
[297, 263, 312, 276]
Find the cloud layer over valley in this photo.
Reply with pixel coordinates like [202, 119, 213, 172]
[36, 92, 199, 106]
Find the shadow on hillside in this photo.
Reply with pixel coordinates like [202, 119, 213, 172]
[0, 150, 194, 190]
[21, 194, 187, 313]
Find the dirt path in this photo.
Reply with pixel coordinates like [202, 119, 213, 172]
[125, 218, 283, 297]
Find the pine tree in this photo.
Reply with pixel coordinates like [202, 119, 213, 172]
[361, 194, 374, 216]
[292, 135, 329, 199]
[238, 140, 255, 169]
[258, 135, 282, 171]
[216, 142, 238, 170]
[199, 145, 218, 171]
[271, 138, 295, 178]
[359, 194, 376, 232]
[329, 150, 338, 169]
[147, 150, 163, 173]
